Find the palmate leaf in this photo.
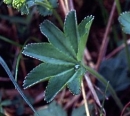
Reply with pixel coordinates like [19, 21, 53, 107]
[22, 10, 94, 102]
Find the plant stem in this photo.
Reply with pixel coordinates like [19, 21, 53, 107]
[64, 0, 69, 13]
[81, 81, 90, 116]
[59, 0, 67, 16]
[100, 81, 109, 116]
[96, 1, 116, 70]
[84, 65, 123, 111]
[115, 0, 121, 14]
[124, 37, 130, 72]
[53, 9, 64, 27]
[0, 57, 39, 116]
[0, 35, 22, 47]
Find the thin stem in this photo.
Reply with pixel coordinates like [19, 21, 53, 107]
[68, 0, 74, 10]
[0, 35, 22, 47]
[121, 102, 130, 116]
[100, 81, 109, 116]
[115, 0, 121, 14]
[0, 57, 39, 116]
[64, 0, 69, 13]
[85, 74, 101, 108]
[81, 81, 90, 116]
[53, 9, 64, 27]
[59, 0, 67, 16]
[84, 65, 123, 110]
[123, 37, 130, 71]
[96, 1, 116, 70]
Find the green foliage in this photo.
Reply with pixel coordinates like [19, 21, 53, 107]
[3, 0, 58, 15]
[71, 105, 86, 116]
[34, 101, 67, 116]
[97, 55, 130, 99]
[22, 10, 94, 102]
[118, 11, 130, 34]
[34, 101, 89, 116]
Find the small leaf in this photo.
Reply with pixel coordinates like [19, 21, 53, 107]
[45, 68, 75, 102]
[77, 16, 94, 61]
[34, 101, 67, 116]
[23, 63, 74, 89]
[118, 11, 130, 34]
[40, 20, 76, 59]
[22, 43, 76, 65]
[64, 10, 79, 55]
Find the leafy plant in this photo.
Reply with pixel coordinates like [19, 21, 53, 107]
[22, 10, 94, 102]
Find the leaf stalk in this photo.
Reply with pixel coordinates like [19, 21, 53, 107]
[84, 65, 123, 110]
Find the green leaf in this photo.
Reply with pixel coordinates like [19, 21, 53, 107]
[22, 43, 76, 65]
[64, 10, 79, 55]
[34, 101, 67, 116]
[45, 68, 75, 102]
[45, 65, 85, 102]
[77, 16, 94, 61]
[23, 63, 74, 89]
[118, 11, 130, 34]
[40, 20, 76, 59]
